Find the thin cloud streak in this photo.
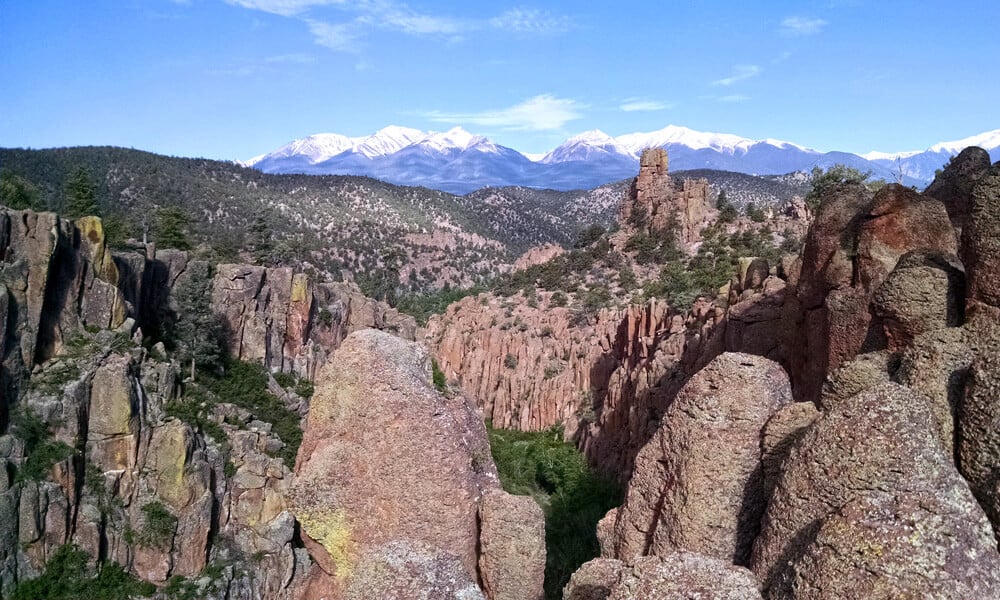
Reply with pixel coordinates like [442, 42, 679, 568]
[620, 99, 674, 112]
[711, 64, 761, 86]
[423, 94, 585, 131]
[222, 0, 574, 52]
[780, 16, 828, 36]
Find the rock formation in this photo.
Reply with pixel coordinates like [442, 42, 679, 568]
[290, 329, 545, 600]
[564, 552, 763, 600]
[0, 207, 419, 598]
[602, 353, 791, 564]
[617, 148, 711, 247]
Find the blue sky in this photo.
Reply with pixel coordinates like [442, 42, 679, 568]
[1, 0, 997, 160]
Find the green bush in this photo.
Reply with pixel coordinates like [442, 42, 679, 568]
[11, 544, 154, 600]
[487, 424, 621, 600]
[202, 361, 302, 466]
[431, 359, 447, 393]
[136, 500, 177, 550]
[504, 353, 518, 369]
[10, 408, 74, 483]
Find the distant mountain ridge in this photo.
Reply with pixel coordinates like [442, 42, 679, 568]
[246, 125, 1000, 194]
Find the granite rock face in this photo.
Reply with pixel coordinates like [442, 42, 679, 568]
[603, 353, 792, 564]
[962, 164, 1000, 313]
[618, 148, 711, 246]
[290, 329, 543, 600]
[750, 383, 999, 597]
[925, 146, 992, 229]
[565, 553, 762, 600]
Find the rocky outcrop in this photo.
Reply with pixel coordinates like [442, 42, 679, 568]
[478, 490, 546, 600]
[791, 183, 958, 403]
[617, 148, 711, 246]
[428, 292, 726, 478]
[925, 146, 992, 229]
[565, 553, 762, 600]
[750, 382, 999, 597]
[212, 264, 416, 380]
[513, 243, 565, 272]
[962, 164, 1000, 313]
[789, 490, 1000, 599]
[602, 353, 792, 564]
[289, 329, 544, 600]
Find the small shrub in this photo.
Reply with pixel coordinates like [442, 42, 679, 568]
[431, 359, 447, 393]
[136, 500, 177, 550]
[11, 544, 154, 600]
[11, 409, 74, 483]
[504, 353, 518, 369]
[487, 424, 622, 599]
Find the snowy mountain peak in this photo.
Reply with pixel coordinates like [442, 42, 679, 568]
[354, 125, 425, 158]
[264, 133, 354, 164]
[567, 129, 615, 144]
[929, 128, 1000, 154]
[418, 127, 485, 152]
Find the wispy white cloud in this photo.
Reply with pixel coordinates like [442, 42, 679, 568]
[423, 94, 585, 131]
[223, 1, 574, 52]
[620, 98, 674, 112]
[207, 52, 317, 76]
[711, 64, 761, 86]
[306, 19, 363, 52]
[489, 8, 573, 34]
[223, 0, 345, 17]
[717, 94, 751, 103]
[779, 16, 828, 36]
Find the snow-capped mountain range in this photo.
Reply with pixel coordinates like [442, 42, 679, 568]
[245, 125, 1000, 195]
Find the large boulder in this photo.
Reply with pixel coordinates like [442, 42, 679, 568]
[750, 382, 997, 597]
[788, 491, 1000, 599]
[955, 326, 1000, 534]
[962, 164, 1000, 312]
[605, 353, 791, 564]
[871, 251, 965, 350]
[565, 553, 763, 600]
[924, 146, 992, 229]
[289, 329, 539, 599]
[478, 490, 546, 600]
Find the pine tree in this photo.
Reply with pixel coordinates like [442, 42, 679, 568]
[63, 166, 99, 219]
[0, 170, 42, 211]
[156, 207, 192, 250]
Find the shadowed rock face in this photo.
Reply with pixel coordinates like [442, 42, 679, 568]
[289, 329, 544, 600]
[603, 353, 792, 565]
[750, 382, 1000, 598]
[925, 146, 992, 229]
[789, 491, 1000, 600]
[962, 164, 1000, 313]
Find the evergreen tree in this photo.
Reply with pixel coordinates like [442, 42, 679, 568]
[63, 166, 99, 219]
[249, 211, 273, 265]
[716, 189, 737, 223]
[167, 261, 223, 377]
[156, 207, 192, 250]
[0, 170, 42, 210]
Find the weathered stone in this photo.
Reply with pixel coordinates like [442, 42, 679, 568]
[564, 558, 622, 600]
[760, 401, 820, 494]
[871, 251, 965, 349]
[962, 164, 1000, 311]
[856, 184, 957, 293]
[925, 146, 992, 229]
[789, 491, 1000, 599]
[342, 541, 485, 600]
[818, 351, 895, 410]
[956, 335, 1000, 535]
[750, 383, 982, 597]
[289, 329, 502, 596]
[608, 353, 792, 564]
[611, 553, 762, 600]
[478, 490, 546, 600]
[896, 327, 975, 453]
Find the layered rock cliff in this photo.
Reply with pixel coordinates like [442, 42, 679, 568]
[0, 207, 417, 598]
